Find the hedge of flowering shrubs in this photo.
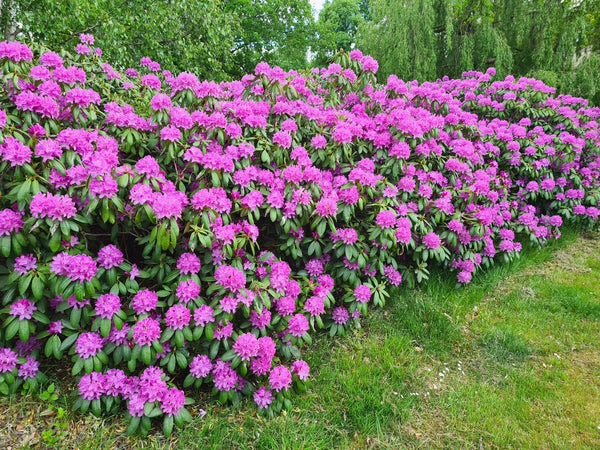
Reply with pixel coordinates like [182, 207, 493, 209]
[1, 35, 600, 436]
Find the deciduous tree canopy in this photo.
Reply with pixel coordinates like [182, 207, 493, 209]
[0, 0, 237, 80]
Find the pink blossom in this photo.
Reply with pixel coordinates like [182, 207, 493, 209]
[354, 284, 372, 303]
[97, 244, 123, 269]
[214, 265, 246, 293]
[9, 298, 36, 321]
[269, 366, 292, 392]
[1, 137, 31, 166]
[254, 386, 274, 409]
[422, 232, 442, 250]
[287, 314, 309, 337]
[233, 332, 259, 361]
[165, 304, 191, 330]
[132, 317, 161, 347]
[131, 289, 158, 315]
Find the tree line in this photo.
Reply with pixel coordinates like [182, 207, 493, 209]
[2, 0, 599, 103]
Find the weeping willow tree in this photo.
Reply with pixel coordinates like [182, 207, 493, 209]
[357, 0, 438, 82]
[357, 0, 600, 103]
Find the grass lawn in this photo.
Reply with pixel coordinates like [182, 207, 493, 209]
[3, 226, 600, 449]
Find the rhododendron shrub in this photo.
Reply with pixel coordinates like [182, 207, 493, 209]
[1, 37, 600, 436]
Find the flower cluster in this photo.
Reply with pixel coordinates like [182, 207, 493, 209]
[1, 37, 600, 437]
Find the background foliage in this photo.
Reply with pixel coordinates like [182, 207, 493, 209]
[358, 0, 600, 105]
[2, 0, 600, 104]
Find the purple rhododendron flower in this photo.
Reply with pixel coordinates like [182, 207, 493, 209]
[304, 296, 324, 317]
[233, 332, 259, 361]
[287, 314, 309, 337]
[97, 244, 123, 269]
[214, 265, 246, 293]
[422, 232, 442, 250]
[78, 372, 105, 400]
[95, 293, 120, 319]
[177, 252, 201, 274]
[0, 209, 23, 236]
[0, 348, 18, 373]
[131, 289, 159, 315]
[13, 254, 37, 275]
[332, 306, 350, 325]
[194, 305, 215, 327]
[165, 304, 191, 330]
[176, 279, 200, 303]
[354, 284, 371, 303]
[160, 387, 185, 417]
[269, 365, 292, 392]
[75, 332, 104, 359]
[132, 317, 161, 347]
[18, 356, 39, 379]
[213, 361, 238, 391]
[249, 309, 271, 330]
[190, 355, 213, 378]
[254, 386, 274, 409]
[291, 360, 310, 381]
[9, 298, 36, 321]
[376, 210, 396, 228]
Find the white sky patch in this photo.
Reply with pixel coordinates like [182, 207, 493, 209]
[310, 0, 326, 18]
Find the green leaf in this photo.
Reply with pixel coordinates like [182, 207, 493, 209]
[205, 323, 214, 341]
[100, 318, 111, 337]
[167, 354, 176, 373]
[126, 416, 141, 436]
[230, 355, 241, 370]
[221, 349, 236, 361]
[152, 340, 163, 354]
[183, 374, 195, 388]
[70, 307, 82, 328]
[45, 335, 58, 358]
[17, 178, 31, 202]
[60, 333, 79, 352]
[113, 314, 123, 331]
[72, 358, 84, 376]
[18, 273, 33, 296]
[174, 330, 184, 348]
[91, 398, 101, 416]
[141, 345, 152, 365]
[84, 357, 94, 374]
[18, 320, 30, 342]
[163, 414, 174, 438]
[128, 358, 137, 373]
[31, 277, 44, 300]
[48, 231, 61, 253]
[5, 319, 19, 341]
[178, 407, 192, 423]
[0, 236, 10, 258]
[176, 351, 188, 369]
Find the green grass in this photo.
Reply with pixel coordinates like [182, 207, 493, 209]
[4, 226, 600, 448]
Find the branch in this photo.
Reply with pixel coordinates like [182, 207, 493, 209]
[58, 22, 102, 46]
[57, 0, 129, 46]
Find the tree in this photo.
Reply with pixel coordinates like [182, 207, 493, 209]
[356, 0, 600, 104]
[357, 0, 438, 82]
[0, 0, 238, 80]
[224, 0, 315, 78]
[313, 0, 363, 66]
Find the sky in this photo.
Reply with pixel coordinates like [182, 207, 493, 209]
[310, 0, 326, 17]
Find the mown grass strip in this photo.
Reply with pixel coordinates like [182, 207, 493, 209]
[3, 227, 600, 449]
